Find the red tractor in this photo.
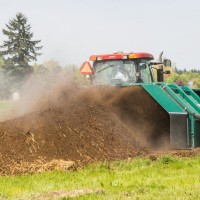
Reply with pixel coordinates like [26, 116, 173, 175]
[80, 51, 200, 149]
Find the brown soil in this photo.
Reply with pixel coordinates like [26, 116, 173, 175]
[0, 85, 194, 175]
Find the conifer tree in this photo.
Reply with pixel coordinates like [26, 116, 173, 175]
[0, 12, 42, 93]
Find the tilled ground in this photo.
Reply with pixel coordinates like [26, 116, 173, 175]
[0, 85, 195, 175]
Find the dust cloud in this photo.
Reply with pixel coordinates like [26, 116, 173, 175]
[6, 69, 76, 119]
[2, 70, 170, 151]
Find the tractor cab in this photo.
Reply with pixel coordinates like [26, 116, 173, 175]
[93, 58, 153, 85]
[80, 52, 156, 86]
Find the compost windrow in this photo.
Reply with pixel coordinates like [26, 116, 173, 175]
[0, 86, 169, 175]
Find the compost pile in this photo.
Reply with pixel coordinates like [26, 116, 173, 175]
[0, 85, 139, 175]
[0, 82, 171, 175]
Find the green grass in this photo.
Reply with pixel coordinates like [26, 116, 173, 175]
[0, 101, 11, 112]
[0, 100, 13, 121]
[0, 155, 200, 199]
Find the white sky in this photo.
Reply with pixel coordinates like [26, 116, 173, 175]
[0, 0, 200, 70]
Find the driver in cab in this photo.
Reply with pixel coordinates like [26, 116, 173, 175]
[114, 64, 129, 82]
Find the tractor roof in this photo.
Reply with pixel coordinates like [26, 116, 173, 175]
[89, 52, 154, 61]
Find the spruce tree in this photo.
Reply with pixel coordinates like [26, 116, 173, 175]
[0, 12, 42, 92]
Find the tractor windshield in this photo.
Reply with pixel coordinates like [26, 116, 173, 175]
[93, 59, 152, 85]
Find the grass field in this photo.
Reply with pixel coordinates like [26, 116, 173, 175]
[0, 155, 200, 200]
[0, 100, 11, 112]
[0, 100, 13, 121]
[0, 101, 200, 199]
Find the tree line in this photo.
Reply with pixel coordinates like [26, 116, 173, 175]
[175, 67, 200, 75]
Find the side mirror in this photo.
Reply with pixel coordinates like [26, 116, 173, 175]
[80, 61, 93, 75]
[163, 59, 171, 67]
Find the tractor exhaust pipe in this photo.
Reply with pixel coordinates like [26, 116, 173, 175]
[159, 51, 164, 62]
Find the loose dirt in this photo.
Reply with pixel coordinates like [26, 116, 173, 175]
[0, 84, 198, 175]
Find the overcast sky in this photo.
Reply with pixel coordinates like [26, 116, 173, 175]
[0, 0, 200, 70]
